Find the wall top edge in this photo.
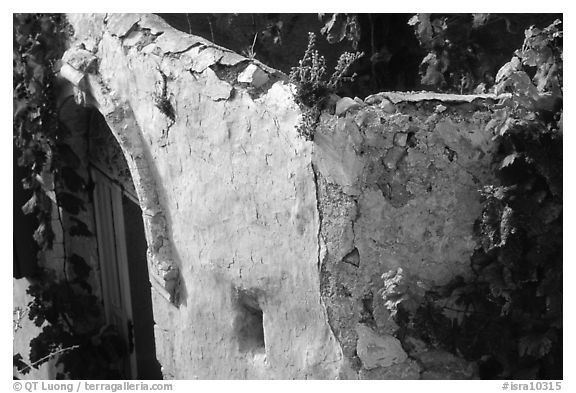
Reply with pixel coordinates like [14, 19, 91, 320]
[367, 91, 510, 105]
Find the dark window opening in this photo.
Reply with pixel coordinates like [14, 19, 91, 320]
[122, 194, 163, 379]
[234, 290, 265, 354]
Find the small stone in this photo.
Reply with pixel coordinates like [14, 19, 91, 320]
[474, 83, 487, 94]
[237, 64, 269, 88]
[415, 350, 478, 379]
[380, 98, 396, 114]
[359, 359, 421, 379]
[393, 133, 408, 147]
[435, 104, 447, 113]
[335, 97, 362, 116]
[354, 111, 369, 127]
[60, 63, 85, 86]
[364, 125, 388, 149]
[356, 324, 407, 370]
[353, 96, 365, 105]
[425, 112, 439, 125]
[383, 146, 407, 170]
[372, 298, 399, 335]
[404, 336, 428, 356]
[364, 94, 383, 105]
[324, 94, 341, 114]
[80, 38, 98, 53]
[62, 47, 98, 73]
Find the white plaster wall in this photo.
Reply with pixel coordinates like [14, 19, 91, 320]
[65, 13, 344, 379]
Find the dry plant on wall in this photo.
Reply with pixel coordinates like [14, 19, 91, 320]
[289, 32, 363, 140]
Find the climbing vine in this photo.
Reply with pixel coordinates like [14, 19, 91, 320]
[13, 13, 126, 379]
[380, 20, 562, 379]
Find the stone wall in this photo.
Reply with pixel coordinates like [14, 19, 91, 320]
[313, 93, 496, 378]
[55, 13, 500, 379]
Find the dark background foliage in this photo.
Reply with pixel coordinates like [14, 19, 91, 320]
[159, 13, 561, 95]
[380, 19, 562, 379]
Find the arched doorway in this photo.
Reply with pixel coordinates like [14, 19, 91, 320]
[89, 110, 163, 379]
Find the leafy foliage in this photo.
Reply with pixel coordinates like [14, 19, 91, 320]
[13, 14, 69, 250]
[319, 13, 361, 49]
[13, 13, 127, 379]
[380, 21, 562, 379]
[407, 14, 561, 94]
[381, 268, 430, 318]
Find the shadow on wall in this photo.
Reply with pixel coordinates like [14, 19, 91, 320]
[125, 120, 189, 309]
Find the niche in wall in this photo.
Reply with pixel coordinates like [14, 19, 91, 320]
[233, 289, 265, 355]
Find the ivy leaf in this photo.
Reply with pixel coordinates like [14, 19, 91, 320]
[29, 328, 55, 365]
[57, 192, 84, 215]
[534, 62, 560, 93]
[13, 353, 29, 374]
[33, 222, 54, 250]
[320, 13, 340, 42]
[500, 152, 521, 169]
[69, 216, 92, 237]
[60, 167, 85, 192]
[28, 304, 46, 328]
[30, 60, 46, 84]
[436, 288, 471, 326]
[13, 100, 29, 119]
[472, 14, 490, 29]
[497, 72, 540, 111]
[518, 334, 553, 358]
[75, 281, 93, 292]
[320, 14, 359, 46]
[510, 72, 540, 99]
[420, 52, 448, 87]
[69, 253, 91, 281]
[55, 144, 81, 169]
[409, 14, 433, 47]
[21, 193, 37, 215]
[495, 57, 521, 84]
[21, 175, 40, 190]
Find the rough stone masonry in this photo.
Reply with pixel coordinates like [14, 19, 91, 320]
[60, 13, 498, 379]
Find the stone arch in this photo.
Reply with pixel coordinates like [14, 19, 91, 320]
[60, 62, 180, 305]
